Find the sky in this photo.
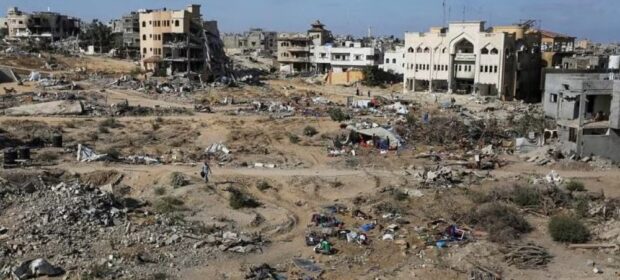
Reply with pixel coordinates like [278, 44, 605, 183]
[1, 0, 618, 42]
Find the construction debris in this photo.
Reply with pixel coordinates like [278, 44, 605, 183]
[503, 243, 553, 269]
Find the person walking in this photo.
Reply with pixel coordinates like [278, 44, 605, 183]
[201, 160, 211, 183]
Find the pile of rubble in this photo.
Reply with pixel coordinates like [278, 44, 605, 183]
[0, 172, 266, 278]
[408, 165, 491, 188]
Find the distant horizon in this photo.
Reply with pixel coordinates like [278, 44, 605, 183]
[1, 0, 618, 43]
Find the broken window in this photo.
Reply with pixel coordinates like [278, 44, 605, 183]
[549, 93, 558, 103]
[569, 128, 577, 143]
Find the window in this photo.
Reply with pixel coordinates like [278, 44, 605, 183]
[423, 47, 430, 53]
[569, 128, 577, 143]
[481, 48, 489, 55]
[550, 93, 558, 103]
[143, 35, 146, 40]
[386, 59, 390, 63]
[149, 34, 152, 38]
[392, 59, 396, 63]
[149, 21, 152, 25]
[484, 66, 489, 72]
[494, 66, 498, 73]
[143, 48, 146, 53]
[408, 47, 414, 53]
[142, 21, 146, 28]
[490, 48, 499, 55]
[175, 20, 180, 27]
[480, 65, 484, 72]
[442, 47, 447, 53]
[458, 65, 462, 71]
[415, 64, 419, 70]
[416, 47, 423, 53]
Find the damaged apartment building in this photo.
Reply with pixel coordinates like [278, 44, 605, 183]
[403, 21, 542, 102]
[139, 4, 229, 80]
[109, 12, 141, 58]
[277, 20, 381, 76]
[222, 28, 278, 55]
[544, 70, 620, 162]
[4, 7, 80, 40]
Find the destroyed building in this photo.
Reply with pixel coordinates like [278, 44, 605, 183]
[139, 4, 229, 80]
[539, 30, 575, 68]
[543, 72, 620, 162]
[109, 11, 141, 57]
[5, 7, 81, 40]
[562, 55, 609, 70]
[403, 21, 542, 102]
[222, 28, 278, 55]
[277, 32, 313, 73]
[0, 17, 7, 38]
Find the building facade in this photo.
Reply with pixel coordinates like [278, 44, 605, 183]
[403, 21, 542, 102]
[5, 7, 80, 40]
[139, 4, 229, 79]
[380, 46, 405, 75]
[562, 55, 608, 70]
[222, 28, 278, 54]
[540, 30, 575, 68]
[543, 72, 620, 162]
[312, 40, 381, 73]
[110, 12, 141, 49]
[277, 33, 312, 73]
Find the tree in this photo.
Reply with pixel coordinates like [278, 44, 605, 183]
[81, 20, 113, 53]
[362, 66, 400, 87]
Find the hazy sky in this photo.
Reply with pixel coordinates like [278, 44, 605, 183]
[2, 0, 618, 42]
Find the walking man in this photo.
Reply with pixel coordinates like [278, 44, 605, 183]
[201, 160, 211, 183]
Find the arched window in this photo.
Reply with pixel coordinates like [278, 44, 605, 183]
[442, 47, 447, 53]
[423, 47, 430, 53]
[416, 47, 423, 53]
[408, 47, 414, 53]
[481, 48, 489, 55]
[142, 21, 146, 28]
[490, 48, 499, 54]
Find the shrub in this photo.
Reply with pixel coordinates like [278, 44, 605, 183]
[169, 172, 188, 188]
[288, 134, 300, 144]
[573, 197, 590, 218]
[467, 202, 532, 243]
[151, 122, 161, 131]
[511, 186, 541, 208]
[155, 117, 164, 123]
[328, 108, 350, 122]
[153, 196, 186, 213]
[228, 189, 260, 209]
[98, 125, 110, 134]
[393, 189, 409, 201]
[256, 180, 271, 191]
[565, 180, 585, 192]
[153, 186, 166, 196]
[548, 215, 589, 243]
[38, 151, 59, 162]
[100, 118, 119, 128]
[303, 126, 318, 137]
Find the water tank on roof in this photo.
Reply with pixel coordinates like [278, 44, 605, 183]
[609, 55, 620, 70]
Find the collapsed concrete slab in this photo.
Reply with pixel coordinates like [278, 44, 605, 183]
[4, 100, 83, 116]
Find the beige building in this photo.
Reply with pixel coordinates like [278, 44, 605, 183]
[277, 32, 312, 73]
[539, 30, 575, 68]
[403, 21, 542, 102]
[139, 5, 204, 73]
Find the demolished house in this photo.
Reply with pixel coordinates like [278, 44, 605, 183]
[138, 4, 231, 81]
[5, 7, 80, 40]
[544, 72, 620, 162]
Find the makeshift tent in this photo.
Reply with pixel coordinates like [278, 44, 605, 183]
[349, 126, 404, 149]
[384, 102, 409, 115]
[77, 144, 110, 162]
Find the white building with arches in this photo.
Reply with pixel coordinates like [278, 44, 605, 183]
[403, 21, 542, 102]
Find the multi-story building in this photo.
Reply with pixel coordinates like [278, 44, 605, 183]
[380, 46, 405, 75]
[403, 21, 542, 102]
[222, 28, 278, 54]
[543, 72, 620, 162]
[277, 32, 312, 73]
[312, 40, 381, 73]
[5, 7, 80, 40]
[0, 18, 7, 38]
[139, 4, 229, 79]
[539, 30, 575, 68]
[110, 12, 141, 49]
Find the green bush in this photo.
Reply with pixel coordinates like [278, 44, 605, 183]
[256, 180, 271, 191]
[288, 134, 300, 144]
[228, 189, 260, 209]
[467, 203, 532, 243]
[153, 186, 166, 196]
[169, 172, 188, 188]
[303, 126, 318, 137]
[153, 196, 186, 213]
[573, 197, 590, 218]
[512, 186, 541, 207]
[565, 180, 585, 192]
[328, 108, 350, 122]
[548, 215, 589, 243]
